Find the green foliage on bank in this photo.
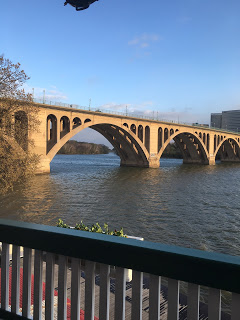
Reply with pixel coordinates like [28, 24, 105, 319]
[57, 219, 126, 237]
[0, 55, 40, 193]
[57, 140, 110, 155]
[162, 142, 183, 158]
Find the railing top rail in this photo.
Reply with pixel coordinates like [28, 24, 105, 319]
[0, 219, 240, 293]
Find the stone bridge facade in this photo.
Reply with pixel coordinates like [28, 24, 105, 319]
[24, 103, 240, 173]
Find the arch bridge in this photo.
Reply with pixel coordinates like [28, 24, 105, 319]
[24, 103, 240, 173]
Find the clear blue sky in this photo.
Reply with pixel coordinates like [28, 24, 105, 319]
[1, 0, 240, 145]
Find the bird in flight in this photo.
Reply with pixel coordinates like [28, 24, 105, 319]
[64, 0, 99, 11]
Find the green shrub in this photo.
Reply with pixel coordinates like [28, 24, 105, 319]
[57, 219, 126, 237]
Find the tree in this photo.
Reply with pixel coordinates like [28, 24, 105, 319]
[0, 55, 39, 193]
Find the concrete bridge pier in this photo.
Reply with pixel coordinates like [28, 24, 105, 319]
[148, 155, 160, 168]
[36, 157, 51, 174]
[208, 156, 216, 165]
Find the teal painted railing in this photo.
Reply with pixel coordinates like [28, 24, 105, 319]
[0, 219, 239, 319]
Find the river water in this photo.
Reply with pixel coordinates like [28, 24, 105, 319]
[1, 153, 240, 257]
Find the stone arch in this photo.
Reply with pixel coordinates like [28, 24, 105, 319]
[46, 121, 150, 168]
[158, 127, 162, 152]
[207, 134, 210, 152]
[14, 110, 28, 151]
[170, 129, 174, 136]
[60, 116, 70, 139]
[203, 133, 206, 145]
[84, 118, 91, 124]
[214, 138, 240, 162]
[158, 131, 209, 164]
[214, 135, 217, 152]
[145, 126, 150, 152]
[130, 124, 136, 134]
[164, 128, 168, 142]
[123, 123, 128, 128]
[72, 117, 81, 129]
[47, 114, 57, 153]
[138, 125, 143, 142]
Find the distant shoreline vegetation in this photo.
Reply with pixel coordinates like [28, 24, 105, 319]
[161, 142, 183, 159]
[57, 140, 111, 155]
[58, 140, 183, 158]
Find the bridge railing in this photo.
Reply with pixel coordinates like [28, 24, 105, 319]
[32, 98, 240, 135]
[33, 98, 209, 128]
[0, 219, 239, 319]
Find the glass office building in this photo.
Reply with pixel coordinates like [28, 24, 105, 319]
[211, 110, 240, 132]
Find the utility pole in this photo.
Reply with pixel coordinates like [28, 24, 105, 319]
[89, 98, 91, 111]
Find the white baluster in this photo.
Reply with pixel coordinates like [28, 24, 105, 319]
[232, 292, 240, 320]
[58, 255, 68, 320]
[33, 250, 43, 320]
[187, 283, 200, 320]
[1, 243, 10, 310]
[131, 270, 143, 320]
[85, 260, 96, 320]
[208, 288, 221, 320]
[149, 274, 161, 320]
[99, 263, 110, 320]
[22, 247, 32, 318]
[11, 245, 20, 314]
[114, 267, 126, 320]
[45, 252, 55, 320]
[168, 278, 179, 320]
[71, 258, 81, 320]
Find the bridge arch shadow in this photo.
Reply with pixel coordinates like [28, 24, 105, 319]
[214, 138, 240, 163]
[158, 131, 209, 164]
[46, 121, 150, 168]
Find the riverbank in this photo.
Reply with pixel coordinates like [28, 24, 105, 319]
[57, 140, 111, 155]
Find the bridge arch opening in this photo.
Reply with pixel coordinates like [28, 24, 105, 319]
[158, 127, 162, 152]
[60, 116, 70, 139]
[47, 114, 57, 153]
[131, 124, 136, 134]
[72, 117, 81, 129]
[47, 122, 149, 168]
[138, 125, 143, 142]
[215, 138, 240, 163]
[164, 128, 168, 142]
[159, 131, 209, 165]
[145, 126, 150, 152]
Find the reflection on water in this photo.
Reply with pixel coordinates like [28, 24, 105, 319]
[1, 154, 240, 257]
